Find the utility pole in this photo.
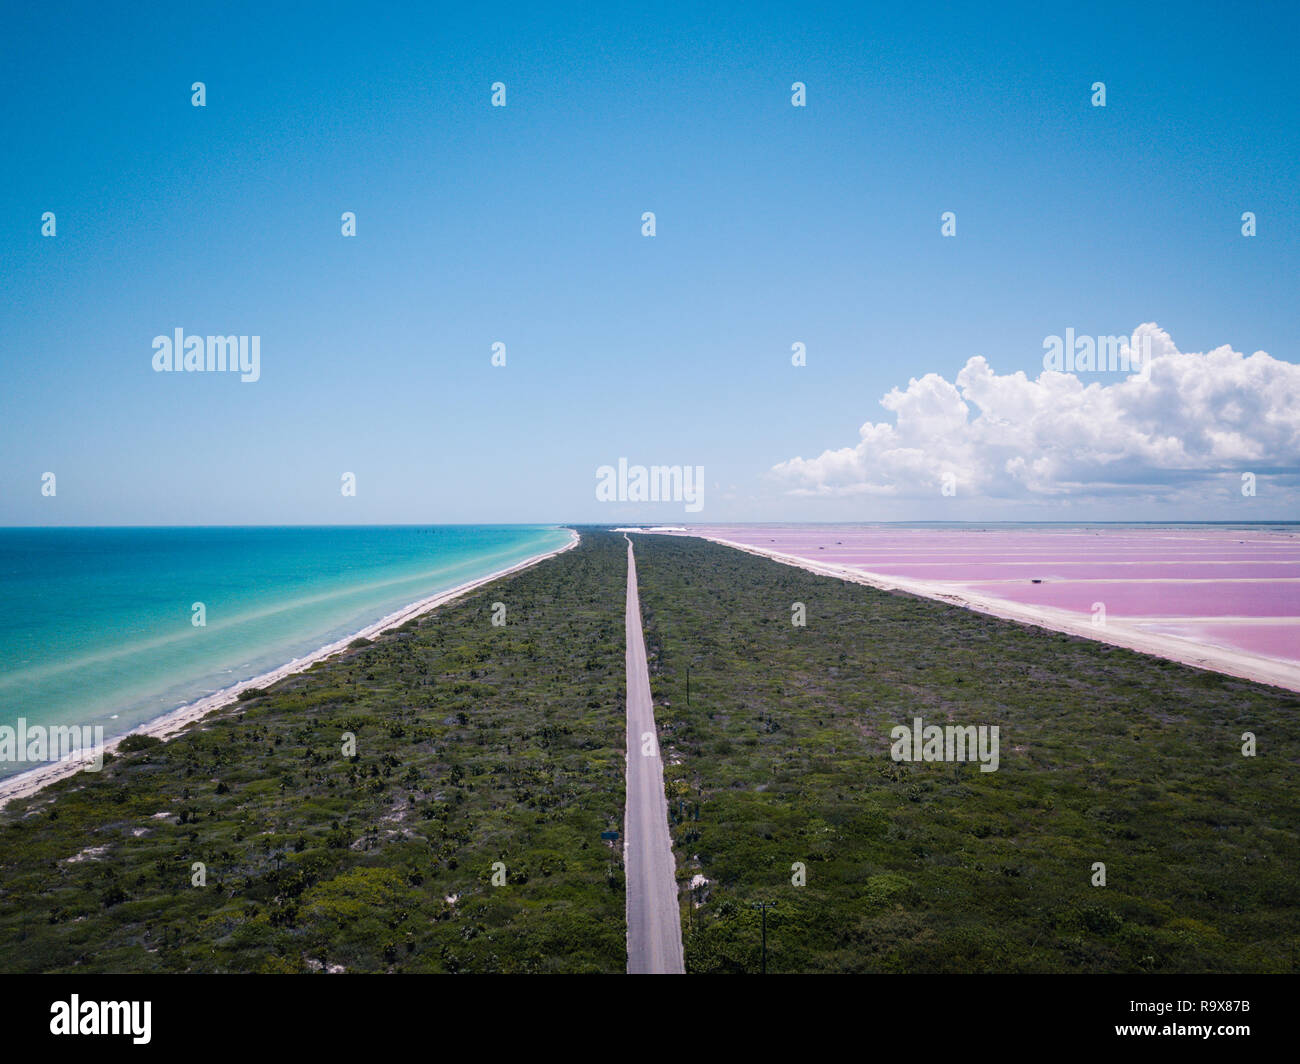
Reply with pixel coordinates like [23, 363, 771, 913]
[752, 900, 777, 974]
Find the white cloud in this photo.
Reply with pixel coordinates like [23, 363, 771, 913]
[771, 324, 1300, 500]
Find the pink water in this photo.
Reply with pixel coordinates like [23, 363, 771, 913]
[677, 526, 1300, 667]
[1135, 622, 1300, 662]
[962, 580, 1299, 618]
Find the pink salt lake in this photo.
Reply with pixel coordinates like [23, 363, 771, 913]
[671, 526, 1300, 669]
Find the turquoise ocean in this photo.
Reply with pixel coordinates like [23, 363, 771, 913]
[0, 525, 570, 779]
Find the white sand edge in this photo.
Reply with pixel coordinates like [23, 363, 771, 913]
[651, 531, 1300, 694]
[0, 530, 580, 809]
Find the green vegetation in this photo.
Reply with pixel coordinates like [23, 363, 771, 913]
[0, 530, 627, 973]
[631, 533, 1300, 974]
[4, 527, 1296, 975]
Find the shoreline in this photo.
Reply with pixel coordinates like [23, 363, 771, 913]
[0, 529, 580, 809]
[658, 531, 1300, 694]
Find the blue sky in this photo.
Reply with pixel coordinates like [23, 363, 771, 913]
[2, 0, 1297, 524]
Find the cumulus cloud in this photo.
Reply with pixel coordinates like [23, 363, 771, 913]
[771, 324, 1300, 499]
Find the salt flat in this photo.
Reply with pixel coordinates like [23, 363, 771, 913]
[642, 525, 1300, 689]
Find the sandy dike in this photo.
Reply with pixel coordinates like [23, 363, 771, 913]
[647, 530, 1300, 694]
[0, 530, 580, 809]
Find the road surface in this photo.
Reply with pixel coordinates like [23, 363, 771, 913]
[622, 535, 685, 974]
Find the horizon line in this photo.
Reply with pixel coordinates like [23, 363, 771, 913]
[1, 520, 1298, 530]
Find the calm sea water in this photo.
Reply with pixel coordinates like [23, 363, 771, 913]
[0, 525, 569, 776]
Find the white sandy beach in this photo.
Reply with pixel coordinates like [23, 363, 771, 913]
[654, 531, 1300, 694]
[0, 530, 580, 809]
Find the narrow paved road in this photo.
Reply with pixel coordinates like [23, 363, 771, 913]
[622, 535, 685, 974]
